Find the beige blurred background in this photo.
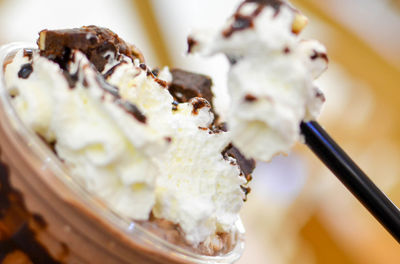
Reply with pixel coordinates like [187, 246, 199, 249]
[1, 0, 399, 263]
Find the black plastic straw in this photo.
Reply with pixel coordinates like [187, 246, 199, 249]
[300, 121, 400, 243]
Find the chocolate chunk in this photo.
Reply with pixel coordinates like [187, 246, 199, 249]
[222, 143, 255, 181]
[38, 26, 144, 72]
[18, 64, 33, 79]
[103, 61, 127, 79]
[169, 69, 214, 105]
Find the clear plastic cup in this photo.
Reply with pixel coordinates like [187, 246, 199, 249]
[0, 43, 245, 264]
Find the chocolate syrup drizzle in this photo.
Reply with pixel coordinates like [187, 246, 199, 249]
[222, 0, 283, 38]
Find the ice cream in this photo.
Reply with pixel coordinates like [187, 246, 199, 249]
[188, 0, 328, 161]
[3, 26, 253, 254]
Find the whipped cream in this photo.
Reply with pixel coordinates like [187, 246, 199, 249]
[105, 58, 247, 246]
[189, 0, 328, 161]
[5, 50, 167, 220]
[4, 45, 247, 247]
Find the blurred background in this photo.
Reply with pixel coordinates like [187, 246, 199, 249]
[1, 0, 399, 263]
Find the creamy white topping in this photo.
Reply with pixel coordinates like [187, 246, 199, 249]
[106, 59, 246, 245]
[5, 50, 167, 220]
[189, 1, 328, 161]
[4, 48, 246, 247]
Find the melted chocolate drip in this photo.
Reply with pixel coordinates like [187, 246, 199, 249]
[246, 0, 282, 12]
[240, 186, 252, 201]
[17, 64, 33, 79]
[95, 75, 120, 97]
[116, 100, 147, 123]
[151, 68, 160, 77]
[63, 70, 79, 88]
[187, 37, 198, 54]
[103, 61, 127, 79]
[0, 160, 66, 263]
[310, 50, 328, 62]
[223, 0, 283, 38]
[244, 94, 258, 102]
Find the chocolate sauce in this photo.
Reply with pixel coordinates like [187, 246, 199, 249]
[223, 0, 283, 38]
[310, 50, 328, 62]
[139, 63, 147, 71]
[17, 63, 33, 79]
[0, 160, 66, 263]
[244, 94, 258, 102]
[240, 186, 251, 201]
[103, 61, 127, 79]
[187, 37, 198, 54]
[116, 100, 147, 124]
[283, 46, 291, 54]
[63, 70, 79, 88]
[246, 0, 282, 12]
[96, 75, 120, 97]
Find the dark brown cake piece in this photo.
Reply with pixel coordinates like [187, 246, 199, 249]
[38, 26, 144, 72]
[169, 69, 214, 105]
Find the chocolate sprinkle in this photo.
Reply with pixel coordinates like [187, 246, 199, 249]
[17, 64, 33, 79]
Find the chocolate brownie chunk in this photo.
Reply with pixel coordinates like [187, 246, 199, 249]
[169, 69, 214, 105]
[38, 26, 144, 72]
